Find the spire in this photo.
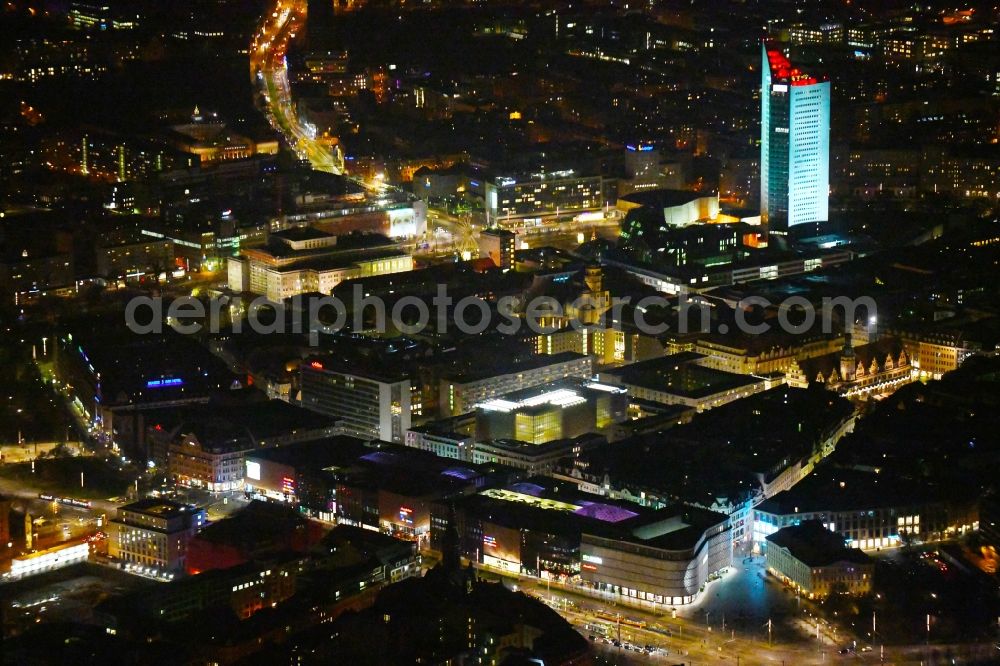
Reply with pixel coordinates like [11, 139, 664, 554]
[840, 324, 856, 383]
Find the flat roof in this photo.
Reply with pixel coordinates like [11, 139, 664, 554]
[587, 503, 729, 552]
[476, 380, 624, 414]
[619, 189, 717, 209]
[443, 352, 589, 384]
[602, 353, 761, 399]
[249, 232, 397, 260]
[191, 500, 309, 546]
[247, 436, 370, 469]
[572, 388, 856, 506]
[273, 227, 335, 242]
[459, 477, 727, 552]
[119, 498, 199, 519]
[336, 445, 502, 498]
[755, 465, 952, 516]
[766, 521, 871, 567]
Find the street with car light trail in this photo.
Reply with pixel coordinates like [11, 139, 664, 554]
[249, 0, 622, 259]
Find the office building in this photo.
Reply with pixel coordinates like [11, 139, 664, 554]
[0, 250, 74, 305]
[484, 170, 604, 225]
[788, 22, 844, 46]
[477, 228, 516, 270]
[68, 3, 111, 30]
[760, 43, 830, 232]
[300, 357, 412, 442]
[185, 501, 326, 574]
[470, 436, 602, 475]
[167, 422, 254, 492]
[108, 499, 206, 574]
[53, 329, 238, 456]
[405, 412, 606, 475]
[765, 521, 873, 598]
[96, 236, 174, 280]
[896, 329, 979, 380]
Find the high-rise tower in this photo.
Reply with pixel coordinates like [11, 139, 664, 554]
[760, 43, 830, 232]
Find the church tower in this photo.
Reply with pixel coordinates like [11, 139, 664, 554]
[839, 330, 855, 383]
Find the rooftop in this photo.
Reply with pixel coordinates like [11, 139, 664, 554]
[246, 436, 371, 470]
[755, 465, 956, 517]
[190, 500, 311, 547]
[572, 387, 855, 507]
[459, 478, 727, 552]
[119, 498, 200, 519]
[273, 227, 336, 242]
[619, 189, 717, 209]
[600, 353, 762, 399]
[764, 43, 822, 86]
[443, 351, 589, 384]
[476, 380, 626, 413]
[766, 521, 872, 567]
[335, 444, 511, 498]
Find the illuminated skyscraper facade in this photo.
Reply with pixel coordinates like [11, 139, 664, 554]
[761, 44, 830, 231]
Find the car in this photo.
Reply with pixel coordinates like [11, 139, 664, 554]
[588, 635, 596, 641]
[838, 648, 851, 655]
[861, 646, 873, 652]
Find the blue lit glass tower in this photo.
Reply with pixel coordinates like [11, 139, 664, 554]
[761, 43, 830, 232]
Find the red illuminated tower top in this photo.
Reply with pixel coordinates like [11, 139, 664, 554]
[764, 43, 821, 86]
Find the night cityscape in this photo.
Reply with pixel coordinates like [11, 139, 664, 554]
[2, 0, 1000, 664]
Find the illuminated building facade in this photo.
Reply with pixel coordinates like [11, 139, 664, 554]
[475, 381, 628, 444]
[752, 468, 979, 550]
[9, 541, 91, 579]
[484, 170, 604, 225]
[760, 44, 830, 231]
[436, 480, 732, 605]
[227, 230, 413, 301]
[300, 358, 412, 442]
[764, 521, 873, 599]
[580, 507, 732, 606]
[168, 428, 253, 492]
[96, 237, 174, 280]
[788, 22, 844, 45]
[108, 499, 206, 574]
[477, 228, 516, 271]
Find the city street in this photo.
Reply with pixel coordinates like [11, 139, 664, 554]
[473, 558, 998, 665]
[251, 0, 343, 175]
